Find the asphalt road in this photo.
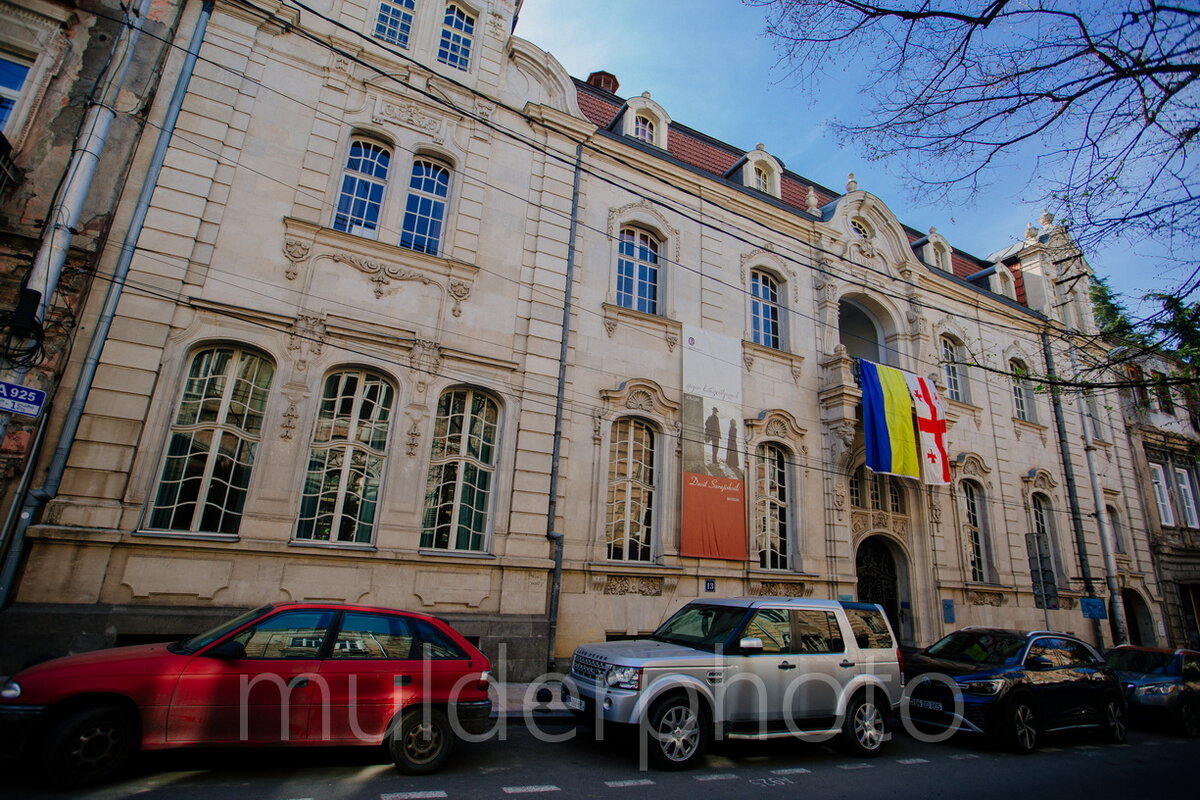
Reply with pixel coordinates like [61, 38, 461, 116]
[4, 720, 1195, 799]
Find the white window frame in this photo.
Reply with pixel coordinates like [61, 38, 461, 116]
[332, 138, 391, 239]
[148, 347, 275, 537]
[437, 3, 476, 71]
[750, 268, 782, 349]
[961, 480, 989, 583]
[372, 0, 416, 48]
[1149, 462, 1175, 527]
[941, 336, 967, 403]
[421, 387, 501, 552]
[1175, 465, 1200, 528]
[605, 416, 657, 562]
[1011, 359, 1033, 422]
[754, 443, 791, 570]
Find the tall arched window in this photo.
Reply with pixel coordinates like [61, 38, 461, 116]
[333, 139, 391, 238]
[296, 370, 395, 544]
[754, 443, 790, 569]
[1106, 504, 1126, 554]
[606, 417, 655, 561]
[1028, 493, 1060, 608]
[400, 157, 451, 254]
[1011, 358, 1034, 422]
[751, 269, 782, 349]
[437, 3, 475, 70]
[961, 480, 990, 582]
[941, 335, 967, 403]
[421, 387, 500, 552]
[616, 226, 660, 314]
[150, 347, 275, 535]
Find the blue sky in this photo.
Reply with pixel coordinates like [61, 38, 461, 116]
[515, 0, 1182, 317]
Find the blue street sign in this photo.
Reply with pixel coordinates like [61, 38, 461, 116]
[704, 579, 716, 593]
[943, 598, 956, 624]
[1081, 598, 1108, 620]
[0, 381, 46, 417]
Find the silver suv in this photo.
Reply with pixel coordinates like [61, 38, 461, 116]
[562, 597, 903, 769]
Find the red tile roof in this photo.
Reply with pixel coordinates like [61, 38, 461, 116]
[573, 80, 1027, 309]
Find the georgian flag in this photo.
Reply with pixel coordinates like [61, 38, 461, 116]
[905, 373, 951, 485]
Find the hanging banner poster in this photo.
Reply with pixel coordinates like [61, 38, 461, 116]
[680, 326, 746, 560]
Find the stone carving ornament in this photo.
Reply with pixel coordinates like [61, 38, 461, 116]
[603, 576, 664, 596]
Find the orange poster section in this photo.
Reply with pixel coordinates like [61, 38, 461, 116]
[680, 472, 747, 560]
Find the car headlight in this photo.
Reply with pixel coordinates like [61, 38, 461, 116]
[605, 666, 641, 690]
[956, 678, 1005, 696]
[1, 680, 21, 699]
[1134, 683, 1179, 696]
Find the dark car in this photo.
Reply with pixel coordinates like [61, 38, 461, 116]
[1105, 645, 1200, 737]
[0, 602, 492, 787]
[904, 627, 1126, 753]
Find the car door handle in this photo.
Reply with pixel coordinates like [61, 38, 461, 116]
[778, 662, 797, 670]
[288, 677, 310, 689]
[840, 660, 856, 668]
[395, 675, 413, 686]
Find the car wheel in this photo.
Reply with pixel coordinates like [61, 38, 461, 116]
[41, 705, 139, 788]
[643, 694, 709, 770]
[1179, 702, 1200, 738]
[1099, 694, 1127, 744]
[839, 692, 888, 757]
[388, 707, 455, 775]
[1005, 696, 1039, 754]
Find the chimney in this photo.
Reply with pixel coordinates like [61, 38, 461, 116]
[586, 70, 619, 94]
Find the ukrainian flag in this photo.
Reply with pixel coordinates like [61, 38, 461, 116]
[858, 359, 919, 478]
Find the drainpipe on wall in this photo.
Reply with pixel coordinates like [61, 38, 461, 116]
[0, 0, 155, 444]
[544, 142, 585, 672]
[1068, 347, 1128, 645]
[1041, 331, 1105, 644]
[0, 0, 215, 609]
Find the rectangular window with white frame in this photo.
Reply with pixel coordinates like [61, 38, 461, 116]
[1149, 462, 1175, 527]
[1175, 465, 1200, 528]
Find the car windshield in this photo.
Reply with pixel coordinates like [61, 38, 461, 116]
[173, 605, 272, 655]
[651, 604, 747, 649]
[926, 630, 1026, 666]
[1106, 649, 1177, 676]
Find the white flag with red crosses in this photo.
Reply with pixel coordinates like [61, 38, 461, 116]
[905, 373, 951, 485]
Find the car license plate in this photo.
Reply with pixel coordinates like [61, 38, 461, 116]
[910, 698, 943, 711]
[564, 693, 585, 711]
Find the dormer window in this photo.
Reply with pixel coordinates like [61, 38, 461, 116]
[736, 145, 782, 198]
[932, 243, 950, 271]
[633, 114, 655, 143]
[620, 93, 671, 149]
[850, 218, 872, 239]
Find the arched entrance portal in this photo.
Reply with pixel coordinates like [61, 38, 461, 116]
[856, 535, 913, 644]
[1114, 589, 1157, 647]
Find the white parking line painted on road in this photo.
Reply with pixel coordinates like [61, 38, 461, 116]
[948, 753, 981, 760]
[770, 768, 812, 775]
[381, 793, 448, 800]
[694, 773, 738, 781]
[897, 758, 930, 765]
[1142, 742, 1161, 747]
[837, 763, 874, 770]
[606, 779, 656, 787]
[1075, 744, 1100, 750]
[502, 786, 561, 794]
[1040, 747, 1063, 752]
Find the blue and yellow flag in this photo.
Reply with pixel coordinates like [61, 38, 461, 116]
[859, 359, 919, 478]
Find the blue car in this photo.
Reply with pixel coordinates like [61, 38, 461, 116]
[904, 627, 1126, 753]
[1106, 645, 1200, 737]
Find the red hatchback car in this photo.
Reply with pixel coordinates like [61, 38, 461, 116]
[0, 602, 493, 786]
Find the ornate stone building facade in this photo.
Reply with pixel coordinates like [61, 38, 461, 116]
[0, 0, 1169, 676]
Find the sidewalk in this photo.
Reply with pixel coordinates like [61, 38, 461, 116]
[492, 680, 573, 721]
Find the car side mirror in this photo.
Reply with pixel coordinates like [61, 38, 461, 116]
[739, 637, 764, 654]
[206, 639, 247, 660]
[1026, 655, 1053, 671]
